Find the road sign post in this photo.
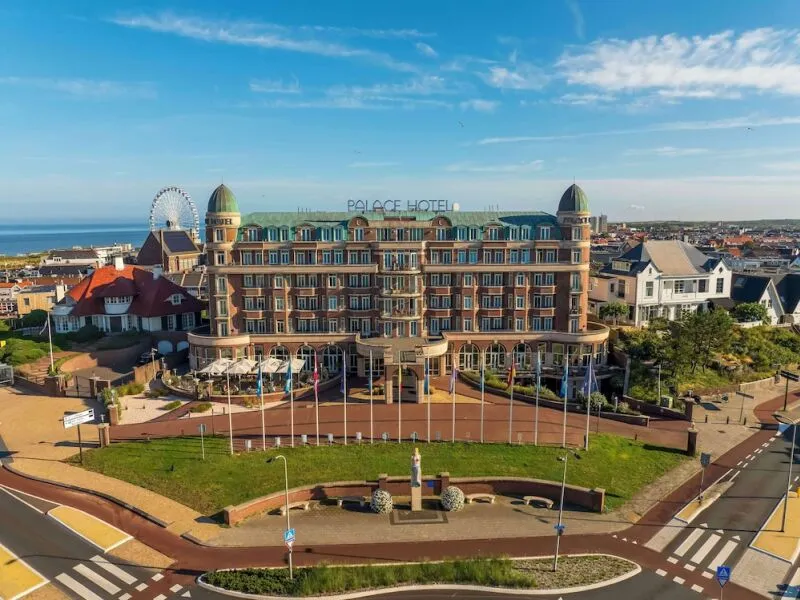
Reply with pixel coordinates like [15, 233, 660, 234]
[716, 565, 731, 598]
[699, 452, 712, 500]
[64, 409, 94, 465]
[199, 423, 206, 460]
[284, 528, 296, 579]
[780, 371, 800, 411]
[735, 390, 755, 423]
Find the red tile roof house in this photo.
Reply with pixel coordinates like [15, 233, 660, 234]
[51, 257, 205, 335]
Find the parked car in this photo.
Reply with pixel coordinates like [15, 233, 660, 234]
[137, 351, 162, 365]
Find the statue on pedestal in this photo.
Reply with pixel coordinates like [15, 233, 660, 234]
[411, 447, 422, 487]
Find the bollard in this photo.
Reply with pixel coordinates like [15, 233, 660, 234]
[705, 414, 708, 423]
[744, 416, 747, 426]
[301, 434, 308, 445]
[726, 416, 730, 425]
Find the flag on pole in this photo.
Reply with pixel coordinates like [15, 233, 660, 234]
[560, 360, 570, 398]
[507, 362, 517, 394]
[424, 360, 430, 395]
[536, 350, 542, 378]
[480, 361, 485, 392]
[256, 361, 263, 396]
[38, 317, 49, 337]
[368, 350, 373, 392]
[339, 352, 347, 394]
[284, 360, 293, 394]
[312, 354, 319, 393]
[581, 357, 599, 398]
[449, 364, 457, 394]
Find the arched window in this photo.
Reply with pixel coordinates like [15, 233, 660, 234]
[296, 345, 315, 372]
[458, 344, 480, 371]
[322, 345, 344, 373]
[512, 343, 533, 369]
[486, 343, 506, 370]
[269, 345, 290, 361]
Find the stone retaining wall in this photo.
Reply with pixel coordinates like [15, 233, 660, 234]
[222, 472, 605, 525]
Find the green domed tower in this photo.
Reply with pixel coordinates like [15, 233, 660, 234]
[204, 184, 241, 339]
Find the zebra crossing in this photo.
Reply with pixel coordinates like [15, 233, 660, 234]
[667, 523, 745, 578]
[51, 555, 189, 600]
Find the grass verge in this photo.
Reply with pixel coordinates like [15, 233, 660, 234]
[203, 556, 635, 596]
[71, 434, 686, 515]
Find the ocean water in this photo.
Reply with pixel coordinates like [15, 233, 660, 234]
[0, 223, 152, 256]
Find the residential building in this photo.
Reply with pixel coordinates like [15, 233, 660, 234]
[726, 274, 783, 324]
[775, 273, 800, 324]
[40, 249, 102, 268]
[17, 284, 69, 317]
[589, 240, 732, 326]
[189, 183, 610, 400]
[165, 270, 208, 300]
[0, 282, 30, 316]
[137, 230, 203, 273]
[51, 256, 205, 334]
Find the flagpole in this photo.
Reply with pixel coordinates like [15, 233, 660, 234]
[259, 364, 266, 451]
[584, 357, 592, 451]
[451, 361, 456, 443]
[507, 355, 514, 445]
[226, 369, 234, 455]
[290, 362, 295, 448]
[398, 362, 402, 443]
[426, 357, 431, 443]
[343, 351, 347, 446]
[46, 316, 54, 372]
[534, 350, 540, 446]
[562, 351, 569, 449]
[314, 353, 320, 447]
[369, 350, 374, 444]
[479, 356, 485, 444]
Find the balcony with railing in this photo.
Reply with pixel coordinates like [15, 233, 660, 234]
[380, 286, 421, 297]
[380, 307, 422, 320]
[378, 262, 421, 274]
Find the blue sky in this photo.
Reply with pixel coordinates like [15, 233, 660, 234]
[2, 0, 800, 223]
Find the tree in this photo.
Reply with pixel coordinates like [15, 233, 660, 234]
[599, 301, 629, 325]
[21, 309, 47, 328]
[732, 302, 770, 324]
[674, 309, 734, 373]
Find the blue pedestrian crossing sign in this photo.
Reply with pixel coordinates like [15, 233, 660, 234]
[554, 524, 566, 536]
[284, 528, 296, 544]
[716, 565, 731, 587]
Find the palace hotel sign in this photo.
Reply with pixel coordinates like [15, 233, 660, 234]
[347, 199, 452, 212]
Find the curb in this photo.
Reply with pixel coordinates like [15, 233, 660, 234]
[2, 463, 171, 528]
[195, 554, 642, 600]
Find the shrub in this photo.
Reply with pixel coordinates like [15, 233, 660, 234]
[66, 324, 102, 344]
[161, 400, 182, 411]
[190, 402, 212, 413]
[440, 485, 465, 512]
[145, 387, 169, 398]
[117, 382, 145, 396]
[21, 310, 47, 328]
[370, 489, 393, 514]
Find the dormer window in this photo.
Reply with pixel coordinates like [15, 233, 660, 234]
[538, 226, 552, 241]
[170, 294, 183, 306]
[105, 296, 133, 304]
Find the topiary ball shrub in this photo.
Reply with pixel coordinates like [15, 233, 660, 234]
[440, 485, 465, 512]
[370, 489, 393, 514]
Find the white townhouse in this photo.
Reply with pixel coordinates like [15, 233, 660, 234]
[589, 240, 732, 326]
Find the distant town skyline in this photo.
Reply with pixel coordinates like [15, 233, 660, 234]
[3, 0, 800, 222]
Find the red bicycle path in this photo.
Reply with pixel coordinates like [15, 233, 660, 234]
[1, 388, 796, 600]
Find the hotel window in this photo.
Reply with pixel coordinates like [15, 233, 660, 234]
[716, 277, 724, 293]
[674, 280, 685, 293]
[328, 275, 337, 288]
[334, 250, 343, 264]
[361, 250, 370, 263]
[295, 251, 307, 265]
[216, 299, 228, 317]
[699, 279, 708, 293]
[322, 251, 332, 264]
[543, 317, 553, 330]
[457, 250, 466, 264]
[436, 228, 448, 240]
[245, 319, 256, 333]
[275, 297, 284, 310]
[456, 227, 466, 240]
[267, 228, 278, 241]
[463, 296, 472, 309]
[569, 318, 579, 333]
[218, 322, 229, 336]
[572, 249, 581, 264]
[268, 251, 278, 264]
[215, 251, 225, 265]
[491, 317, 502, 330]
[533, 295, 542, 308]
[348, 251, 358, 264]
[246, 228, 261, 242]
[531, 317, 541, 331]
[441, 251, 452, 264]
[533, 273, 542, 286]
[464, 318, 473, 331]
[183, 313, 195, 329]
[430, 318, 440, 334]
[570, 273, 581, 291]
[276, 320, 285, 333]
[543, 295, 554, 308]
[483, 250, 491, 264]
[487, 227, 500, 241]
[440, 318, 451, 331]
[539, 226, 551, 240]
[545, 272, 555, 285]
[516, 273, 525, 286]
[274, 275, 284, 288]
[241, 251, 253, 265]
[281, 250, 290, 264]
[255, 275, 265, 287]
[645, 281, 654, 297]
[469, 227, 480, 241]
[494, 250, 503, 263]
[521, 249, 531, 263]
[510, 250, 519, 264]
[546, 250, 556, 263]
[244, 297, 255, 310]
[328, 319, 338, 333]
[552, 343, 564, 365]
[318, 228, 330, 242]
[256, 297, 265, 310]
[515, 296, 524, 309]
[279, 227, 289, 241]
[515, 318, 524, 331]
[481, 273, 491, 286]
[354, 227, 364, 241]
[469, 249, 478, 264]
[520, 226, 531, 240]
[430, 251, 440, 264]
[215, 276, 227, 293]
[463, 273, 473, 286]
[334, 228, 344, 241]
[572, 226, 583, 240]
[508, 227, 518, 240]
[441, 273, 451, 285]
[214, 229, 224, 242]
[431, 274, 440, 286]
[328, 296, 338, 310]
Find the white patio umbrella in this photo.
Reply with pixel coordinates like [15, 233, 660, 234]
[256, 357, 283, 374]
[226, 359, 257, 375]
[197, 358, 234, 375]
[276, 358, 306, 374]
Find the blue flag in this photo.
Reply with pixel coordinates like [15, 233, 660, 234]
[560, 359, 569, 398]
[582, 357, 598, 398]
[424, 360, 430, 394]
[449, 365, 457, 394]
[284, 360, 292, 394]
[340, 351, 347, 395]
[256, 362, 263, 396]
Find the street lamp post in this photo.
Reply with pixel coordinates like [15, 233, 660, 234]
[553, 450, 579, 572]
[773, 412, 799, 533]
[267, 455, 293, 579]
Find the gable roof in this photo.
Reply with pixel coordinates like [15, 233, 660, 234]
[60, 264, 205, 318]
[775, 273, 800, 314]
[730, 274, 771, 304]
[46, 249, 100, 260]
[601, 240, 721, 277]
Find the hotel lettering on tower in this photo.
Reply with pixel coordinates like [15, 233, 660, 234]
[189, 184, 610, 400]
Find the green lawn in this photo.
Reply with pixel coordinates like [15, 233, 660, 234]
[73, 434, 686, 516]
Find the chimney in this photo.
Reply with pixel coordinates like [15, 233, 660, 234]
[113, 255, 125, 271]
[153, 265, 163, 280]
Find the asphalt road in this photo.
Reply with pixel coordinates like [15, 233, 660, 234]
[661, 426, 794, 581]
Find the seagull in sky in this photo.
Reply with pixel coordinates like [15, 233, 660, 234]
[458, 121, 464, 128]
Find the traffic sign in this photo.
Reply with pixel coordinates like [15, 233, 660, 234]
[64, 408, 94, 429]
[284, 528, 295, 544]
[716, 565, 731, 587]
[700, 452, 712, 468]
[554, 524, 566, 536]
[781, 370, 800, 382]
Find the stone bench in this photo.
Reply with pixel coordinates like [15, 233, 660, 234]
[523, 495, 554, 509]
[336, 495, 368, 507]
[278, 501, 310, 516]
[465, 493, 495, 504]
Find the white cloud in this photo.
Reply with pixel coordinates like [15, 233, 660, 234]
[296, 25, 434, 39]
[762, 161, 800, 171]
[624, 146, 709, 157]
[252, 94, 451, 110]
[110, 13, 418, 72]
[249, 78, 301, 94]
[460, 99, 499, 112]
[444, 160, 544, 173]
[415, 42, 438, 58]
[557, 28, 800, 99]
[348, 161, 400, 168]
[477, 114, 800, 144]
[327, 75, 455, 98]
[0, 76, 155, 99]
[479, 63, 548, 90]
[628, 204, 646, 211]
[555, 92, 615, 105]
[565, 0, 585, 40]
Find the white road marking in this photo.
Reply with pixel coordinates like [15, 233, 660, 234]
[707, 540, 738, 572]
[632, 540, 638, 544]
[152, 573, 164, 582]
[170, 584, 183, 593]
[73, 564, 120, 594]
[756, 448, 763, 454]
[668, 556, 679, 564]
[656, 569, 667, 576]
[746, 454, 752, 460]
[702, 571, 713, 579]
[182, 592, 192, 598]
[119, 595, 131, 600]
[737, 461, 743, 466]
[622, 538, 627, 542]
[0, 486, 45, 514]
[691, 584, 704, 593]
[153, 595, 167, 600]
[763, 442, 770, 448]
[684, 564, 696, 571]
[771, 437, 778, 442]
[675, 528, 705, 557]
[730, 471, 740, 482]
[715, 529, 724, 534]
[55, 573, 104, 600]
[136, 583, 148, 592]
[612, 534, 617, 538]
[690, 533, 721, 564]
[700, 522, 708, 528]
[89, 556, 137, 585]
[674, 576, 685, 584]
[733, 535, 741, 541]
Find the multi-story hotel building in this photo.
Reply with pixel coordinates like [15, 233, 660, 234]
[188, 184, 610, 400]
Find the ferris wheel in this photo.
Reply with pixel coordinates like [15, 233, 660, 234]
[149, 186, 200, 238]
